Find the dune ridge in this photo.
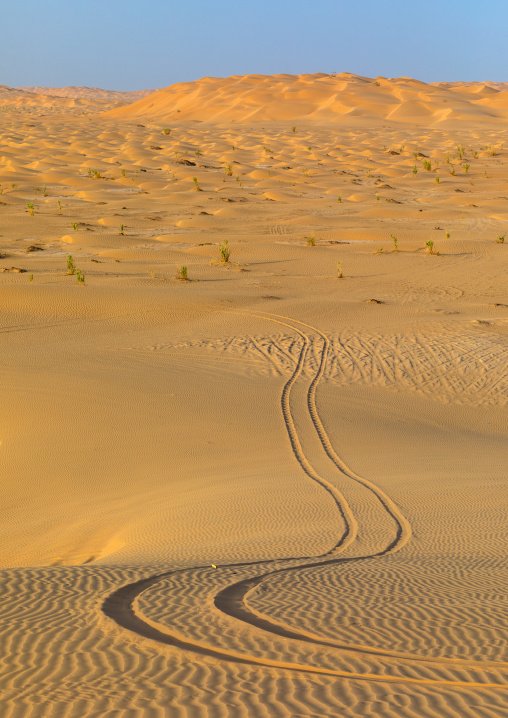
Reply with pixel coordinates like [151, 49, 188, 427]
[103, 71, 508, 124]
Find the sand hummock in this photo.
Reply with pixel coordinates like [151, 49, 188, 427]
[1, 71, 507, 717]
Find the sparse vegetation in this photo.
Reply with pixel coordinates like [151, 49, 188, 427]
[193, 177, 202, 191]
[435, 175, 440, 183]
[29, 273, 33, 283]
[412, 165, 418, 175]
[291, 126, 296, 132]
[57, 200, 62, 215]
[162, 128, 171, 135]
[76, 268, 85, 285]
[337, 194, 341, 203]
[423, 160, 432, 171]
[67, 254, 75, 275]
[391, 234, 398, 252]
[306, 235, 316, 246]
[219, 239, 230, 263]
[26, 201, 34, 216]
[177, 265, 188, 280]
[496, 234, 505, 244]
[446, 232, 450, 239]
[224, 163, 233, 176]
[121, 169, 126, 177]
[426, 240, 435, 255]
[337, 262, 343, 278]
[463, 164, 470, 173]
[119, 224, 124, 235]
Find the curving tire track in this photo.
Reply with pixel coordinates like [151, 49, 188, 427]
[102, 313, 508, 688]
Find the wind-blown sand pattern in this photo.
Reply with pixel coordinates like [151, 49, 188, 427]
[1, 72, 507, 716]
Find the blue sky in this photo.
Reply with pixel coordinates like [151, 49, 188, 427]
[1, 0, 506, 90]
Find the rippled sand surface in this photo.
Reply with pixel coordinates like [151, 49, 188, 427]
[1, 73, 507, 717]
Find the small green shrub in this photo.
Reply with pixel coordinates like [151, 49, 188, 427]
[71, 222, 78, 231]
[391, 234, 398, 252]
[426, 240, 434, 254]
[67, 254, 75, 275]
[306, 235, 316, 246]
[219, 240, 230, 263]
[337, 262, 343, 278]
[177, 265, 188, 280]
[26, 201, 34, 216]
[193, 177, 202, 191]
[162, 128, 171, 135]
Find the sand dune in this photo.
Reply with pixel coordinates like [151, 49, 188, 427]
[1, 72, 507, 716]
[19, 85, 158, 103]
[103, 72, 508, 124]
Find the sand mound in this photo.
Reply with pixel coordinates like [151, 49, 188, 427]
[103, 72, 508, 125]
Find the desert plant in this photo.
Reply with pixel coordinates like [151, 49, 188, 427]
[337, 194, 341, 203]
[423, 160, 432, 171]
[87, 168, 93, 177]
[29, 273, 33, 283]
[93, 169, 102, 179]
[177, 265, 188, 280]
[496, 234, 505, 243]
[219, 239, 230, 262]
[391, 234, 398, 251]
[76, 269, 85, 285]
[291, 125, 296, 132]
[26, 201, 34, 216]
[412, 165, 418, 175]
[57, 200, 62, 214]
[426, 240, 434, 254]
[463, 164, 470, 173]
[450, 165, 455, 176]
[71, 222, 78, 231]
[67, 254, 75, 275]
[263, 146, 271, 153]
[224, 163, 233, 176]
[195, 150, 201, 157]
[121, 169, 126, 177]
[446, 231, 450, 239]
[376, 247, 384, 254]
[162, 128, 171, 135]
[472, 150, 478, 159]
[43, 186, 48, 197]
[193, 177, 202, 191]
[337, 262, 343, 278]
[435, 175, 440, 183]
[119, 224, 124, 235]
[306, 235, 316, 246]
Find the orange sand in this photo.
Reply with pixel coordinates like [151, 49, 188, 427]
[1, 73, 507, 717]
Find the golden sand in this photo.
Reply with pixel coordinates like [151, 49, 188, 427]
[1, 73, 507, 716]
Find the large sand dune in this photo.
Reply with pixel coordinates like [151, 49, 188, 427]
[0, 72, 507, 716]
[103, 71, 508, 124]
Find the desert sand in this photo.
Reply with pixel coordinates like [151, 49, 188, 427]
[0, 72, 507, 716]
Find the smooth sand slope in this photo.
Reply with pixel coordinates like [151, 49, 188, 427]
[1, 72, 507, 717]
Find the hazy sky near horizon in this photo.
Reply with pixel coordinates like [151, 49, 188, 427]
[2, 0, 506, 90]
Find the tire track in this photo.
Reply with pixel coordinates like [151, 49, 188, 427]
[102, 313, 507, 688]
